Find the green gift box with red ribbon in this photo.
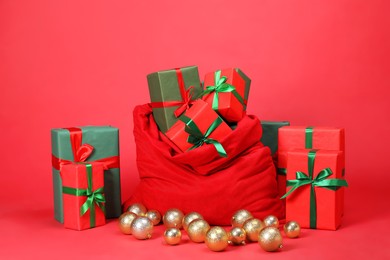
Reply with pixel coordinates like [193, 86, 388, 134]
[165, 99, 232, 157]
[281, 149, 348, 230]
[202, 68, 248, 123]
[51, 126, 121, 223]
[148, 66, 203, 133]
[62, 162, 106, 230]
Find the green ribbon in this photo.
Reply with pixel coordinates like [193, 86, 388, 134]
[305, 126, 314, 149]
[201, 70, 246, 110]
[62, 163, 106, 228]
[281, 150, 348, 229]
[180, 115, 227, 157]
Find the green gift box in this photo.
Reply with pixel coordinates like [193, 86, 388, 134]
[147, 66, 202, 133]
[260, 120, 290, 156]
[51, 126, 121, 223]
[235, 68, 251, 104]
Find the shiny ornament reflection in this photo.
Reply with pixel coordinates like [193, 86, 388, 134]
[228, 227, 246, 245]
[145, 210, 162, 226]
[258, 227, 283, 252]
[182, 212, 203, 232]
[130, 216, 154, 240]
[284, 221, 300, 238]
[231, 209, 253, 228]
[163, 209, 184, 229]
[187, 219, 210, 243]
[243, 218, 265, 242]
[118, 212, 137, 235]
[205, 226, 229, 252]
[163, 228, 182, 245]
[263, 215, 279, 228]
[127, 203, 147, 216]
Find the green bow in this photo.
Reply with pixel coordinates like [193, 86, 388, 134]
[62, 163, 106, 228]
[202, 70, 245, 110]
[180, 115, 227, 157]
[281, 150, 348, 229]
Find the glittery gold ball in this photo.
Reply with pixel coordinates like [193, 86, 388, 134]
[187, 219, 210, 243]
[205, 226, 229, 252]
[127, 203, 147, 216]
[228, 227, 246, 245]
[284, 221, 301, 238]
[231, 209, 253, 228]
[130, 216, 154, 240]
[263, 215, 279, 228]
[145, 210, 162, 226]
[163, 228, 182, 245]
[258, 227, 283, 252]
[118, 212, 137, 235]
[243, 218, 265, 242]
[182, 212, 203, 232]
[163, 209, 184, 229]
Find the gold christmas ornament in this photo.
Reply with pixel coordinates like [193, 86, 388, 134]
[263, 215, 279, 228]
[145, 210, 162, 226]
[258, 227, 283, 252]
[187, 219, 210, 243]
[205, 226, 229, 252]
[127, 203, 147, 216]
[118, 212, 137, 235]
[130, 216, 154, 240]
[284, 221, 301, 238]
[163, 228, 182, 245]
[231, 209, 253, 228]
[182, 212, 203, 232]
[243, 218, 265, 242]
[228, 227, 246, 245]
[163, 208, 184, 229]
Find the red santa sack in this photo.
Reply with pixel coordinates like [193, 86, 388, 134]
[124, 104, 283, 225]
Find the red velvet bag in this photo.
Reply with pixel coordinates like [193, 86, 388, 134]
[124, 104, 283, 225]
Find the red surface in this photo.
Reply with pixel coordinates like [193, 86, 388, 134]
[0, 0, 389, 258]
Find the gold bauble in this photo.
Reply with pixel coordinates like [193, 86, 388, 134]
[187, 219, 210, 243]
[258, 227, 283, 252]
[127, 203, 147, 216]
[228, 227, 246, 245]
[163, 208, 184, 229]
[284, 221, 301, 238]
[163, 228, 182, 245]
[205, 226, 229, 252]
[118, 212, 137, 235]
[231, 209, 253, 228]
[263, 215, 279, 228]
[243, 218, 265, 242]
[145, 210, 162, 226]
[182, 212, 203, 232]
[130, 216, 154, 240]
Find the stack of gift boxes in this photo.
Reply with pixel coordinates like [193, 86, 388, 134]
[51, 65, 347, 231]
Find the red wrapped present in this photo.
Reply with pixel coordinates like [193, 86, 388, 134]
[202, 68, 247, 123]
[282, 149, 348, 230]
[165, 99, 232, 157]
[277, 126, 345, 214]
[62, 162, 106, 230]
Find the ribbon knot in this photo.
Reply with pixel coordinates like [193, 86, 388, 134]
[281, 150, 348, 229]
[180, 115, 227, 158]
[202, 70, 245, 110]
[174, 86, 195, 117]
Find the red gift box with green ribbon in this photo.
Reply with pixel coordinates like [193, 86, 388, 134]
[202, 68, 247, 123]
[277, 126, 345, 216]
[165, 99, 232, 157]
[282, 149, 348, 230]
[62, 162, 106, 230]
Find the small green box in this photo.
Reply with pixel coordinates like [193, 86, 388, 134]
[147, 66, 202, 133]
[260, 121, 290, 155]
[51, 126, 121, 223]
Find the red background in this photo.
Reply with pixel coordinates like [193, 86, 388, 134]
[1, 0, 389, 258]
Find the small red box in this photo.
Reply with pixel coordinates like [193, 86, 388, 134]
[277, 126, 345, 207]
[202, 68, 246, 122]
[62, 163, 106, 230]
[285, 149, 347, 230]
[165, 99, 232, 155]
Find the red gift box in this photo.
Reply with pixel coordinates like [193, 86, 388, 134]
[283, 149, 348, 230]
[165, 99, 232, 157]
[277, 126, 345, 213]
[202, 68, 246, 122]
[62, 162, 106, 230]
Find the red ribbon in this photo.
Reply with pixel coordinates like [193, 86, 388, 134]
[51, 127, 119, 171]
[150, 68, 195, 118]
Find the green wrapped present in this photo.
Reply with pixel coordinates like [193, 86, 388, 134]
[260, 120, 290, 155]
[148, 66, 202, 133]
[51, 126, 121, 223]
